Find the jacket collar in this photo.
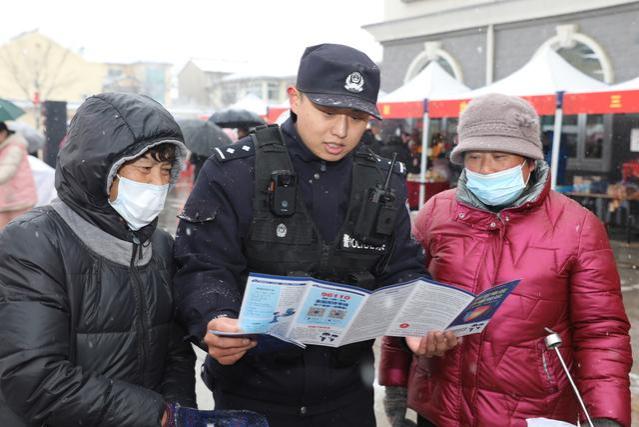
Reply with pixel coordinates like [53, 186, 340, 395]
[457, 160, 550, 212]
[0, 133, 27, 151]
[51, 200, 153, 267]
[454, 161, 551, 230]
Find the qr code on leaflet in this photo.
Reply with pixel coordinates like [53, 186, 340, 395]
[328, 309, 346, 319]
[307, 307, 325, 317]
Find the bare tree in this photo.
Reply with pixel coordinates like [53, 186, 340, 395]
[0, 32, 77, 111]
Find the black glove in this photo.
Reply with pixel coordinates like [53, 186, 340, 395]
[383, 386, 417, 427]
[591, 419, 622, 427]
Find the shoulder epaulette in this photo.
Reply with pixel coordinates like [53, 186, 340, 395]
[356, 149, 407, 176]
[213, 140, 255, 162]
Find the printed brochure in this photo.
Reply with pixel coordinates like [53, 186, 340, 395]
[210, 273, 520, 348]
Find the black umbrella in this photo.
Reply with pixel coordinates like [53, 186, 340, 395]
[8, 121, 45, 153]
[209, 109, 265, 129]
[177, 119, 233, 157]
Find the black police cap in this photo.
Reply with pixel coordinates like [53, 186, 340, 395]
[296, 43, 381, 120]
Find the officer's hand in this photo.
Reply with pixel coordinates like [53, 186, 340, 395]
[204, 317, 256, 365]
[406, 331, 459, 357]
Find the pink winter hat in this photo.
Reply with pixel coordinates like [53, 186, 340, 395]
[450, 93, 544, 165]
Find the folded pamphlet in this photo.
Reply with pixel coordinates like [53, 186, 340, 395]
[210, 273, 520, 348]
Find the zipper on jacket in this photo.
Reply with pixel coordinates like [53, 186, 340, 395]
[541, 350, 553, 384]
[130, 235, 149, 384]
[319, 243, 331, 272]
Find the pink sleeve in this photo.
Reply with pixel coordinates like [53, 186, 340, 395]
[378, 336, 412, 387]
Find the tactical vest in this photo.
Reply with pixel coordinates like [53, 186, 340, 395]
[244, 125, 404, 289]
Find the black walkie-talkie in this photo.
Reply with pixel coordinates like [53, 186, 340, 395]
[353, 153, 399, 244]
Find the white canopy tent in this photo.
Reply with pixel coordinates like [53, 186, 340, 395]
[609, 76, 639, 91]
[379, 61, 471, 206]
[380, 61, 470, 103]
[452, 48, 608, 99]
[441, 48, 608, 191]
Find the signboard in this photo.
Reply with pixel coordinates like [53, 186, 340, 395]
[564, 90, 639, 114]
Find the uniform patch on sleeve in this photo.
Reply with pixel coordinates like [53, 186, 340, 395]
[213, 141, 255, 162]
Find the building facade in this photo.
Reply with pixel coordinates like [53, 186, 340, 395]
[176, 59, 294, 111]
[364, 0, 639, 181]
[0, 30, 106, 126]
[365, 0, 639, 90]
[0, 31, 176, 127]
[103, 62, 172, 105]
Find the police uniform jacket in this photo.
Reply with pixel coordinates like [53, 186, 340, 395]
[174, 118, 425, 413]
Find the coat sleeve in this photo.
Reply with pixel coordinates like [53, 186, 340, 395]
[159, 321, 197, 407]
[378, 336, 413, 387]
[0, 144, 23, 184]
[173, 158, 247, 345]
[0, 215, 166, 427]
[570, 212, 632, 427]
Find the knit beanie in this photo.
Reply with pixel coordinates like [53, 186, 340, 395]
[450, 93, 544, 165]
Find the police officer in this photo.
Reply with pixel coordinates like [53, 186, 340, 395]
[173, 43, 457, 427]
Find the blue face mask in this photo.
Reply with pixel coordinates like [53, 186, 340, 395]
[465, 162, 530, 206]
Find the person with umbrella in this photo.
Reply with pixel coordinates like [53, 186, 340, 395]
[8, 121, 46, 155]
[0, 121, 37, 229]
[209, 109, 265, 140]
[178, 119, 233, 181]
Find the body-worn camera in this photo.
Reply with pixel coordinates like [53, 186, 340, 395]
[353, 154, 399, 245]
[268, 170, 297, 216]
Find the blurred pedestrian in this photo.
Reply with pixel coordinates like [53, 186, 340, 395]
[0, 93, 196, 426]
[0, 121, 37, 229]
[361, 119, 384, 154]
[27, 154, 58, 206]
[379, 93, 632, 427]
[379, 133, 411, 167]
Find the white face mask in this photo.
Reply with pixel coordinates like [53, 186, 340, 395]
[109, 175, 169, 231]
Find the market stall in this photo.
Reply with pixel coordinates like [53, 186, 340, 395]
[428, 47, 609, 190]
[377, 61, 471, 207]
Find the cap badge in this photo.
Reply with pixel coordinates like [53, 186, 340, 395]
[344, 72, 364, 93]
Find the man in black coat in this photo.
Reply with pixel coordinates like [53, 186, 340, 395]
[0, 93, 196, 426]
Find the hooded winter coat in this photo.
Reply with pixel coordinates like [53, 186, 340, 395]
[0, 93, 195, 427]
[379, 162, 632, 427]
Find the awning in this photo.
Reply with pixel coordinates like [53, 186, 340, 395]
[377, 61, 470, 119]
[429, 48, 608, 118]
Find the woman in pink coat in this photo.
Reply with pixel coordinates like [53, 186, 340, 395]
[0, 122, 37, 229]
[379, 94, 632, 427]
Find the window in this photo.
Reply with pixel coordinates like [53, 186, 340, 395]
[556, 42, 605, 82]
[418, 58, 456, 79]
[404, 42, 464, 83]
[267, 82, 280, 102]
[244, 82, 262, 98]
[541, 115, 577, 160]
[538, 25, 613, 83]
[585, 115, 604, 159]
[541, 114, 612, 174]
